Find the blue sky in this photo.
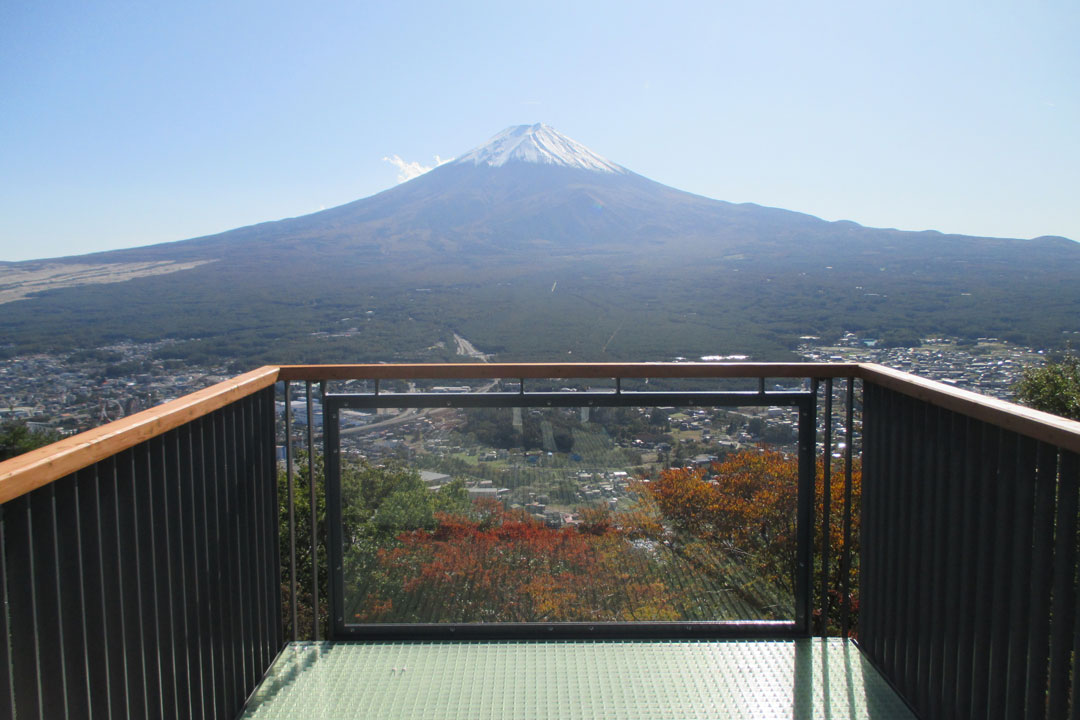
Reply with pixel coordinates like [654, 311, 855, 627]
[1, 0, 1077, 261]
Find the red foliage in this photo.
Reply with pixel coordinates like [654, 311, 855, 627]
[360, 500, 677, 622]
[354, 449, 860, 632]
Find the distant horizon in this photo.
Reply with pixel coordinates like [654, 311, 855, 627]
[2, 133, 1077, 264]
[2, 2, 1078, 261]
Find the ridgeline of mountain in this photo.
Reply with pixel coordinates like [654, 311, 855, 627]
[2, 124, 1078, 364]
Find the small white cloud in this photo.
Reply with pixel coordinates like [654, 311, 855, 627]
[383, 154, 450, 183]
[383, 154, 430, 183]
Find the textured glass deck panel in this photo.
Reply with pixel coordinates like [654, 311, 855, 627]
[240, 639, 915, 720]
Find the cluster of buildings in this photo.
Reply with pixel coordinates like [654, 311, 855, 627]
[0, 334, 1050, 449]
[517, 470, 632, 527]
[798, 333, 1047, 400]
[0, 342, 232, 433]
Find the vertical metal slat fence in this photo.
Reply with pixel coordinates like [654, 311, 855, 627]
[860, 381, 1080, 720]
[0, 387, 281, 720]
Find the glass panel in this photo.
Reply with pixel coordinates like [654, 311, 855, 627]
[336, 404, 801, 625]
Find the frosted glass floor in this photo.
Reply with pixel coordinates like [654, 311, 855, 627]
[239, 639, 916, 720]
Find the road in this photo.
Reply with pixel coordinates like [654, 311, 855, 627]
[340, 407, 422, 436]
[454, 333, 491, 362]
[342, 334, 494, 436]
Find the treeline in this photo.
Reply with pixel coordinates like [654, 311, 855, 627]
[2, 255, 1078, 366]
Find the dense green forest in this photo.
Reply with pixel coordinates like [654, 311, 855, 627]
[2, 255, 1075, 365]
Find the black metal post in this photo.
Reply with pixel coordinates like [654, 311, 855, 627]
[841, 378, 854, 637]
[284, 382, 298, 641]
[324, 401, 343, 638]
[821, 377, 832, 636]
[305, 381, 318, 641]
[1048, 451, 1078, 717]
[1024, 442, 1056, 719]
[795, 383, 817, 635]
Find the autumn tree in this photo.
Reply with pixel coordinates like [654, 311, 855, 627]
[636, 448, 860, 633]
[284, 448, 859, 634]
[279, 452, 468, 638]
[356, 499, 678, 623]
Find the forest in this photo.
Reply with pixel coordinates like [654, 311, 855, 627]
[3, 252, 1078, 367]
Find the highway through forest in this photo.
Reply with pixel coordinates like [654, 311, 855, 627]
[340, 334, 493, 436]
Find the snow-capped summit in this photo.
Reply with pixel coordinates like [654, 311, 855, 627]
[453, 123, 626, 174]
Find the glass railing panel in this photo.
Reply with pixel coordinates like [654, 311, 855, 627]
[330, 401, 806, 628]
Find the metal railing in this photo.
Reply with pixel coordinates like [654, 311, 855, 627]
[859, 365, 1080, 720]
[322, 381, 822, 639]
[0, 369, 281, 720]
[0, 361, 1078, 719]
[277, 363, 859, 644]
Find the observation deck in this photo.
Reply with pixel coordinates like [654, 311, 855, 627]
[1, 362, 1077, 719]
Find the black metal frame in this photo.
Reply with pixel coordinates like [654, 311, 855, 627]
[322, 389, 817, 640]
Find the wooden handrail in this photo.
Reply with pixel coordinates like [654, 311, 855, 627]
[276, 362, 862, 381]
[2, 360, 1080, 503]
[280, 362, 1080, 452]
[856, 363, 1080, 455]
[0, 365, 280, 504]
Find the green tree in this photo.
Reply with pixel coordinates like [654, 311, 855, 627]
[278, 449, 329, 639]
[279, 451, 425, 638]
[0, 421, 62, 462]
[1014, 351, 1080, 420]
[278, 450, 470, 635]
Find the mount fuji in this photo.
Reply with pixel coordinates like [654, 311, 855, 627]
[1, 124, 1077, 363]
[94, 122, 824, 268]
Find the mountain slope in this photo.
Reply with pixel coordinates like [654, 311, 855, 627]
[1, 124, 1077, 363]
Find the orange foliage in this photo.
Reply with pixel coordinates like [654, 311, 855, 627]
[637, 448, 861, 633]
[354, 449, 860, 632]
